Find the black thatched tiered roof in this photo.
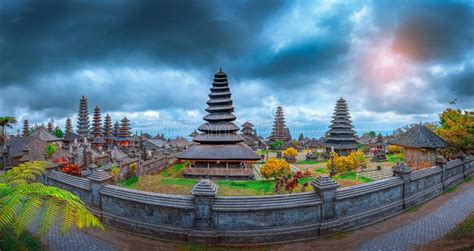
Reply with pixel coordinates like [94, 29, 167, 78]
[268, 106, 291, 142]
[389, 124, 447, 149]
[77, 95, 89, 136]
[323, 97, 358, 150]
[178, 69, 260, 161]
[91, 105, 102, 138]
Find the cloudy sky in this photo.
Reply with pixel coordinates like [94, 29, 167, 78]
[1, 0, 473, 138]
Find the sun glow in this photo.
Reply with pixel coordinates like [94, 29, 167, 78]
[360, 40, 411, 85]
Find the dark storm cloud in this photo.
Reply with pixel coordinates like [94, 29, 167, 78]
[0, 0, 284, 85]
[392, 2, 474, 62]
[0, 0, 473, 130]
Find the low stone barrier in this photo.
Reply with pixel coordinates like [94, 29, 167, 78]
[45, 155, 474, 245]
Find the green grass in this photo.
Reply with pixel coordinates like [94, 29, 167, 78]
[446, 185, 459, 193]
[333, 172, 373, 183]
[465, 176, 473, 183]
[120, 175, 139, 188]
[216, 179, 276, 195]
[295, 160, 325, 165]
[407, 205, 421, 213]
[159, 162, 187, 177]
[160, 177, 199, 186]
[0, 229, 44, 251]
[313, 167, 329, 174]
[447, 214, 474, 240]
[324, 231, 350, 240]
[255, 149, 278, 155]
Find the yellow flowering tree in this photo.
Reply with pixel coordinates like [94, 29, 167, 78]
[260, 157, 291, 180]
[283, 147, 298, 162]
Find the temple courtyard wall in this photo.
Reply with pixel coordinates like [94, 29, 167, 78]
[44, 155, 473, 245]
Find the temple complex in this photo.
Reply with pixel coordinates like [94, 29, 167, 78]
[268, 106, 291, 143]
[178, 69, 261, 179]
[77, 95, 89, 137]
[322, 97, 358, 156]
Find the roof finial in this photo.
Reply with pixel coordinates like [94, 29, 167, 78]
[219, 68, 222, 72]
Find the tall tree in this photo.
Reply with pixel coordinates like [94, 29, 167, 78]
[436, 109, 474, 156]
[54, 126, 64, 138]
[22, 120, 30, 137]
[0, 117, 17, 145]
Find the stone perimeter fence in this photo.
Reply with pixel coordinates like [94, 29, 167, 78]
[44, 155, 473, 245]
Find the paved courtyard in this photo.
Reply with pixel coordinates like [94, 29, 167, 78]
[42, 226, 115, 251]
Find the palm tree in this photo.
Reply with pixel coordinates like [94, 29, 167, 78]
[0, 116, 17, 145]
[0, 161, 103, 237]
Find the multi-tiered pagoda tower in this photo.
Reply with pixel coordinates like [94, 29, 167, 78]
[91, 106, 102, 138]
[178, 69, 261, 179]
[22, 120, 29, 137]
[323, 97, 358, 156]
[268, 106, 291, 142]
[65, 118, 73, 134]
[77, 95, 89, 137]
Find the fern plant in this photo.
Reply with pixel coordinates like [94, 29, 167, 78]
[0, 161, 104, 237]
[44, 143, 58, 159]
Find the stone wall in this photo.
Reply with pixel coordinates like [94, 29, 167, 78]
[139, 154, 176, 175]
[45, 155, 474, 245]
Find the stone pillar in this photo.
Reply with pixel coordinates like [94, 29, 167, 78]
[88, 169, 112, 209]
[311, 175, 341, 235]
[393, 162, 413, 209]
[189, 179, 218, 244]
[457, 151, 467, 178]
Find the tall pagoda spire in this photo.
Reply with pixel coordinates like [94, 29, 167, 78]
[268, 106, 291, 142]
[22, 120, 29, 137]
[241, 122, 255, 136]
[322, 97, 358, 156]
[91, 105, 102, 138]
[103, 114, 112, 138]
[178, 69, 260, 179]
[47, 119, 54, 134]
[113, 121, 120, 137]
[77, 95, 89, 136]
[118, 117, 131, 138]
[192, 69, 242, 144]
[65, 118, 73, 134]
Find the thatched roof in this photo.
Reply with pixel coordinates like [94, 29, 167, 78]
[177, 143, 260, 161]
[389, 124, 447, 149]
[30, 127, 60, 142]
